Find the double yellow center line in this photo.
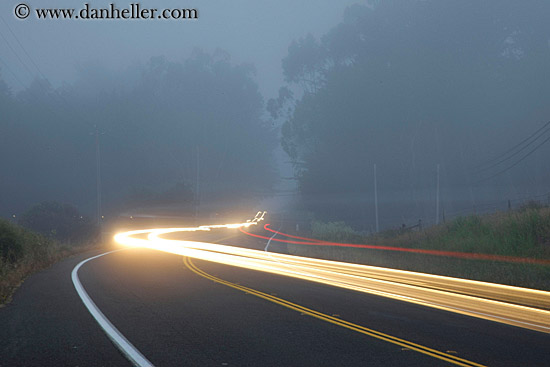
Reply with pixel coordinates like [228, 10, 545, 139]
[183, 257, 486, 367]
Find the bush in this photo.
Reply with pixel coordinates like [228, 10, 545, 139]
[311, 221, 363, 243]
[18, 201, 96, 244]
[519, 200, 546, 212]
[0, 219, 24, 263]
[0, 217, 85, 305]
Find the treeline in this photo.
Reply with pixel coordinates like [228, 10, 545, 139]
[3, 1, 550, 229]
[0, 49, 276, 218]
[272, 1, 550, 226]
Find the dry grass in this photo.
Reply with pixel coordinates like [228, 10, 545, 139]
[0, 219, 101, 306]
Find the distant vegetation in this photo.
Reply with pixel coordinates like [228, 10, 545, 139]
[0, 48, 276, 218]
[18, 201, 97, 244]
[289, 205, 550, 290]
[310, 221, 363, 244]
[273, 1, 550, 224]
[311, 204, 550, 259]
[120, 182, 194, 212]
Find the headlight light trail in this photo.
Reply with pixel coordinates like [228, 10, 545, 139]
[114, 212, 550, 333]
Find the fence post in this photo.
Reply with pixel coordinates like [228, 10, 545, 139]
[435, 164, 440, 225]
[374, 164, 379, 233]
[418, 219, 422, 231]
[508, 200, 511, 211]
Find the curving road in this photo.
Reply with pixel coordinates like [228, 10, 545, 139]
[1, 219, 549, 366]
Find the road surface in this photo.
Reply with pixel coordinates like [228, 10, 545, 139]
[1, 227, 549, 366]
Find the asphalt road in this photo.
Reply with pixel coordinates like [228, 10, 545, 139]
[1, 228, 549, 366]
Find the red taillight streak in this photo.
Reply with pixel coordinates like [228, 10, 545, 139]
[263, 223, 323, 242]
[240, 225, 550, 265]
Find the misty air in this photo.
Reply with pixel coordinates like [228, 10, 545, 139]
[1, 1, 549, 366]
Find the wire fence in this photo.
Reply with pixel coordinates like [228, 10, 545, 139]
[265, 190, 550, 235]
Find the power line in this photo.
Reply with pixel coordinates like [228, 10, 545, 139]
[0, 54, 28, 90]
[474, 120, 550, 172]
[0, 54, 65, 120]
[0, 15, 104, 218]
[475, 134, 550, 183]
[0, 15, 95, 129]
[0, 28, 35, 81]
[0, 15, 49, 82]
[474, 126, 550, 173]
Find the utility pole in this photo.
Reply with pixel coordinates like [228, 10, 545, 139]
[374, 163, 379, 233]
[195, 144, 200, 218]
[94, 125, 102, 230]
[435, 164, 440, 225]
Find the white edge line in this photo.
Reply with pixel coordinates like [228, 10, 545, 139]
[264, 227, 279, 252]
[71, 250, 154, 367]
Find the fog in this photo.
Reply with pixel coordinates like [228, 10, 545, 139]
[1, 1, 550, 230]
[0, 0, 357, 98]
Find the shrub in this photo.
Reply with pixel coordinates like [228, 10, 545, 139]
[0, 219, 24, 263]
[18, 201, 96, 244]
[519, 200, 546, 212]
[311, 221, 363, 243]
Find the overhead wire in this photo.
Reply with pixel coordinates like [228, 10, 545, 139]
[471, 118, 550, 183]
[0, 15, 50, 82]
[475, 134, 550, 183]
[0, 27, 36, 80]
[474, 120, 550, 171]
[0, 54, 29, 90]
[473, 122, 550, 174]
[0, 14, 96, 129]
[0, 53, 67, 121]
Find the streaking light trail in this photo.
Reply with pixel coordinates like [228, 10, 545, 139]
[114, 212, 550, 333]
[239, 223, 550, 265]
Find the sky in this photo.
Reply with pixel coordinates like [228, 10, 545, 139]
[0, 0, 359, 99]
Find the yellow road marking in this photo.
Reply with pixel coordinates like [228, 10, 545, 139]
[183, 257, 486, 367]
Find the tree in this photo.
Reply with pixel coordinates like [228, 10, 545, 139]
[280, 1, 550, 225]
[0, 49, 277, 217]
[0, 219, 24, 263]
[18, 202, 96, 243]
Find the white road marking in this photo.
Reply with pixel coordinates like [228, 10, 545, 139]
[71, 250, 154, 367]
[264, 226, 279, 252]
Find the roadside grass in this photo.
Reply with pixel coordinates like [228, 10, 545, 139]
[0, 218, 98, 306]
[287, 206, 550, 290]
[371, 207, 550, 259]
[311, 220, 364, 243]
